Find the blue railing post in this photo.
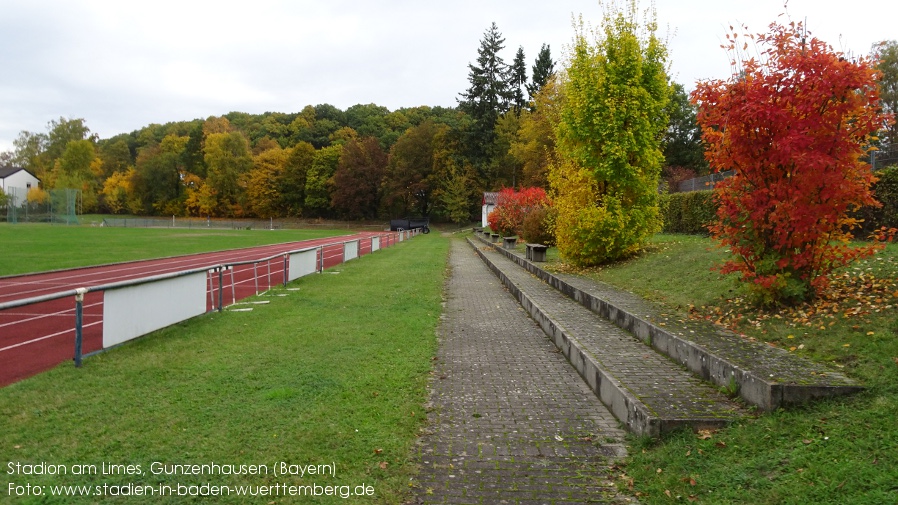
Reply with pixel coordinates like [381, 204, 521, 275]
[74, 288, 87, 368]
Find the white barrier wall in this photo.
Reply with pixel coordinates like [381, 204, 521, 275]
[344, 240, 359, 261]
[288, 249, 318, 281]
[103, 272, 207, 348]
[372, 236, 380, 251]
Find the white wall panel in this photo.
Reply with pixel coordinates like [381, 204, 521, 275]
[103, 272, 206, 348]
[288, 249, 318, 281]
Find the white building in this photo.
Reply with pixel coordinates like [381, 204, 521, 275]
[0, 167, 40, 203]
[482, 192, 498, 228]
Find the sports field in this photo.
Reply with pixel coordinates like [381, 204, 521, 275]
[0, 224, 449, 504]
[0, 224, 348, 276]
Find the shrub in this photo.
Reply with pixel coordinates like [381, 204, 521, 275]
[662, 190, 718, 235]
[856, 166, 898, 234]
[549, 4, 668, 267]
[693, 20, 893, 304]
[520, 205, 557, 245]
[487, 187, 549, 237]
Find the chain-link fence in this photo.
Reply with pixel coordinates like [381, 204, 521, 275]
[2, 187, 80, 224]
[872, 143, 898, 170]
[675, 143, 898, 193]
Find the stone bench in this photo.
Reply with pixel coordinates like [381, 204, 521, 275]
[525, 243, 548, 262]
[502, 236, 517, 249]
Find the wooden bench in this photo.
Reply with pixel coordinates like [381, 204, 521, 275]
[525, 243, 548, 262]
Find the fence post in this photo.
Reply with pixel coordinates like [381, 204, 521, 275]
[283, 255, 288, 286]
[218, 268, 224, 312]
[74, 288, 87, 368]
[319, 246, 325, 272]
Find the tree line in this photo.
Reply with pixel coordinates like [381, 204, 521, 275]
[0, 20, 707, 223]
[4, 19, 894, 226]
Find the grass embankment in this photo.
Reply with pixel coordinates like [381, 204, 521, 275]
[554, 234, 897, 504]
[0, 224, 348, 276]
[0, 233, 449, 504]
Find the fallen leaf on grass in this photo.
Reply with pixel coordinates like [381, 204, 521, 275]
[697, 429, 716, 440]
[379, 462, 388, 470]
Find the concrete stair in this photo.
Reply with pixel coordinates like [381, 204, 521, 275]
[467, 237, 745, 437]
[471, 235, 863, 415]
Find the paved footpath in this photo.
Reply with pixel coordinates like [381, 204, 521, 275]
[411, 239, 636, 504]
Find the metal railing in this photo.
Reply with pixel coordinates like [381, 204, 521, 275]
[0, 229, 419, 385]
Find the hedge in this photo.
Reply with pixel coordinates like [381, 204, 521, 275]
[661, 166, 898, 236]
[856, 165, 898, 235]
[661, 190, 717, 235]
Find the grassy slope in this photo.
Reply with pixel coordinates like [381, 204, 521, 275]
[0, 224, 347, 276]
[569, 234, 898, 504]
[0, 233, 449, 504]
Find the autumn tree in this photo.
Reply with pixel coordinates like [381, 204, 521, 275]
[438, 161, 478, 225]
[132, 134, 188, 214]
[550, 1, 670, 266]
[101, 168, 138, 214]
[510, 77, 559, 189]
[304, 144, 342, 217]
[280, 141, 316, 216]
[693, 21, 894, 304]
[54, 139, 101, 212]
[331, 137, 387, 220]
[382, 120, 449, 217]
[243, 146, 286, 218]
[204, 131, 252, 216]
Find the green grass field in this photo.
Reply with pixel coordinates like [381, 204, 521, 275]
[4, 223, 896, 503]
[0, 224, 349, 276]
[566, 235, 898, 504]
[0, 231, 449, 504]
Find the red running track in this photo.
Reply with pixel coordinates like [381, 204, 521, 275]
[0, 231, 400, 387]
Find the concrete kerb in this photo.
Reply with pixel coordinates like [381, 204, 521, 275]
[472, 234, 863, 412]
[467, 238, 736, 437]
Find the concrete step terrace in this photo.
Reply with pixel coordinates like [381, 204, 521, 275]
[467, 237, 745, 437]
[473, 233, 863, 412]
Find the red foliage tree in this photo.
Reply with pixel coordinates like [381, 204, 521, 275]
[692, 21, 895, 304]
[486, 187, 549, 237]
[331, 137, 387, 220]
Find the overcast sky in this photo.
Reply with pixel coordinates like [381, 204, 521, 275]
[1, 0, 895, 153]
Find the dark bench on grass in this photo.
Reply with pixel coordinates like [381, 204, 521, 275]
[502, 236, 517, 249]
[525, 243, 548, 262]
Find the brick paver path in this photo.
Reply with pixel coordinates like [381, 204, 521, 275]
[411, 240, 634, 504]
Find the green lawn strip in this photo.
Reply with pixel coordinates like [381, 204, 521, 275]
[0, 224, 348, 276]
[0, 233, 449, 504]
[560, 234, 898, 504]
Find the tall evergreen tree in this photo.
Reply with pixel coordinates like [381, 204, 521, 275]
[510, 46, 528, 115]
[528, 44, 555, 103]
[663, 83, 708, 174]
[458, 22, 513, 175]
